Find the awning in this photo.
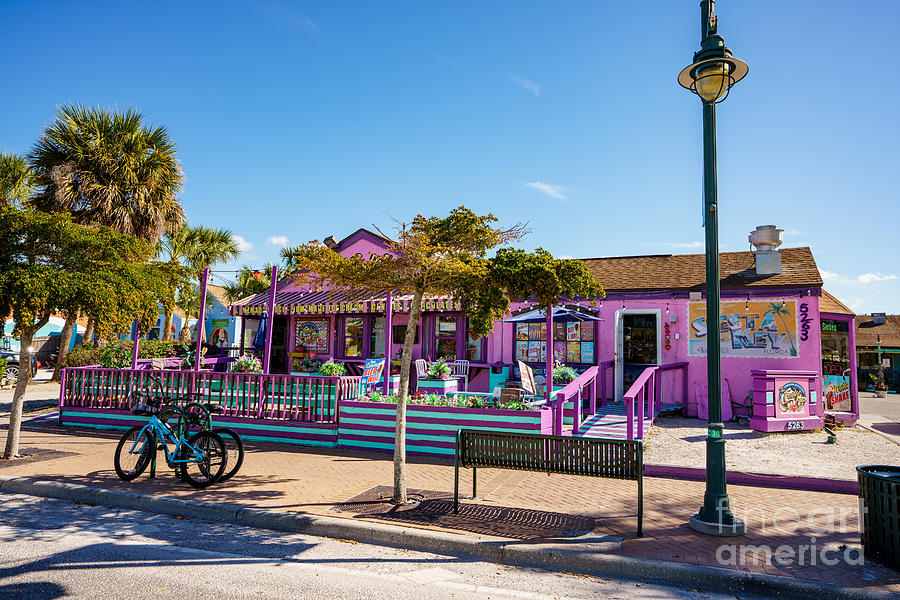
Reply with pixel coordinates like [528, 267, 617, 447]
[229, 288, 459, 317]
[503, 306, 603, 324]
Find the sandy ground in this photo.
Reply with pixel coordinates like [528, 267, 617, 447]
[644, 415, 900, 481]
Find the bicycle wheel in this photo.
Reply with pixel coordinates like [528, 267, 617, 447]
[114, 426, 153, 481]
[212, 428, 244, 482]
[181, 431, 227, 488]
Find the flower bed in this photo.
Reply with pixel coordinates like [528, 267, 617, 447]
[338, 396, 552, 456]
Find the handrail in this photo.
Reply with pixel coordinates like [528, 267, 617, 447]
[598, 359, 615, 407]
[551, 366, 599, 435]
[623, 361, 689, 440]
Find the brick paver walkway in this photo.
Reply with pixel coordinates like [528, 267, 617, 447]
[2, 417, 898, 595]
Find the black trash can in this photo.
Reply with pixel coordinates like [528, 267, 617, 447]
[857, 465, 900, 569]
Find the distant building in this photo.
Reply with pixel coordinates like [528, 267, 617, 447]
[856, 313, 899, 393]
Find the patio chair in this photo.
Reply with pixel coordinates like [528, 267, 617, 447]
[449, 360, 470, 392]
[414, 359, 428, 380]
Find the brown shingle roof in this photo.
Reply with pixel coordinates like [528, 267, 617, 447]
[581, 247, 822, 293]
[856, 314, 900, 348]
[820, 290, 855, 315]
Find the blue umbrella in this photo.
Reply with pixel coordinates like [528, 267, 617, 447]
[503, 306, 603, 323]
[252, 312, 268, 354]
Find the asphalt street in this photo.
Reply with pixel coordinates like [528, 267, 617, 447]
[0, 492, 751, 600]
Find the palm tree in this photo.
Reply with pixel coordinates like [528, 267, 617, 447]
[766, 302, 797, 357]
[157, 224, 240, 340]
[28, 104, 185, 363]
[279, 245, 301, 276]
[28, 104, 184, 242]
[223, 264, 276, 303]
[0, 151, 35, 205]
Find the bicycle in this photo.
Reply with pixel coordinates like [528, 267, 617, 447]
[114, 390, 228, 488]
[179, 397, 244, 482]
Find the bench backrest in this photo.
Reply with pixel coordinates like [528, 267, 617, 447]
[456, 429, 642, 481]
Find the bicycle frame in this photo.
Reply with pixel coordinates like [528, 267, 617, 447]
[127, 410, 209, 469]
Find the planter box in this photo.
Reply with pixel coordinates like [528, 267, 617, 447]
[417, 378, 458, 394]
[338, 399, 553, 457]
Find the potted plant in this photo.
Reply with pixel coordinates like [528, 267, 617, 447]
[233, 354, 263, 374]
[552, 361, 578, 385]
[318, 359, 346, 377]
[425, 357, 452, 380]
[871, 367, 889, 399]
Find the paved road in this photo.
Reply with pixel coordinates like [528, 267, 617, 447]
[0, 492, 752, 600]
[0, 369, 58, 420]
[859, 391, 900, 422]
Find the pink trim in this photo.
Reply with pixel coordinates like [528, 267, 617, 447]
[644, 464, 858, 495]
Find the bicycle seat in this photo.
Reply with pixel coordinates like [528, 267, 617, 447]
[203, 403, 223, 414]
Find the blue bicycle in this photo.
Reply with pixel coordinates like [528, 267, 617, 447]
[113, 390, 228, 488]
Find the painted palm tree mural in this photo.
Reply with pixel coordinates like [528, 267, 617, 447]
[766, 302, 797, 356]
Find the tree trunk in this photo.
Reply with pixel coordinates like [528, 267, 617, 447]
[52, 312, 78, 381]
[162, 308, 173, 341]
[392, 289, 424, 504]
[82, 317, 94, 346]
[4, 319, 47, 459]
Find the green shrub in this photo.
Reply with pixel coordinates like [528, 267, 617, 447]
[97, 340, 190, 369]
[317, 360, 346, 376]
[0, 358, 7, 380]
[59, 344, 102, 368]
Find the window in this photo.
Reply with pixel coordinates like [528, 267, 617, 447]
[370, 317, 386, 358]
[465, 331, 484, 362]
[513, 320, 595, 364]
[434, 315, 457, 360]
[343, 317, 364, 358]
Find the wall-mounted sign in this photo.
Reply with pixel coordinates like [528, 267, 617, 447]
[823, 375, 851, 412]
[688, 300, 799, 358]
[775, 379, 809, 417]
[294, 319, 329, 356]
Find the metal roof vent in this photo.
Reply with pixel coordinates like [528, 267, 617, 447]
[323, 235, 338, 248]
[749, 225, 783, 275]
[873, 313, 887, 325]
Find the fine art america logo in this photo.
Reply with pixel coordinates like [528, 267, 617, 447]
[714, 504, 864, 568]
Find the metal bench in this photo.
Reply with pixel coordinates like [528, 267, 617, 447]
[453, 428, 644, 536]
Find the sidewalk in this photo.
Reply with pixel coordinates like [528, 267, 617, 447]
[1, 418, 898, 598]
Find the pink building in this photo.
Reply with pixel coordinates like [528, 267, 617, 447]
[228, 228, 858, 430]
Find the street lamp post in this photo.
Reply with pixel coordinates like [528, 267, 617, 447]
[678, 0, 748, 537]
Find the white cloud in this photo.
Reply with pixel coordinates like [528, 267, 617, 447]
[232, 235, 253, 252]
[266, 235, 289, 247]
[846, 297, 865, 310]
[525, 181, 566, 200]
[857, 272, 898, 284]
[558, 254, 575, 260]
[819, 268, 843, 282]
[511, 74, 541, 96]
[783, 228, 803, 236]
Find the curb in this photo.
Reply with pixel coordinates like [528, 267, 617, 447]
[856, 422, 900, 447]
[0, 475, 892, 600]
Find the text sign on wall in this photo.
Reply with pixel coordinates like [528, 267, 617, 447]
[823, 375, 851, 412]
[688, 301, 799, 358]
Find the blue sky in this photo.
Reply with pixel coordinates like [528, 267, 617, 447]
[2, 1, 898, 313]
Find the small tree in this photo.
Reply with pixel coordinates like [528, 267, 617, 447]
[292, 207, 526, 503]
[0, 206, 180, 458]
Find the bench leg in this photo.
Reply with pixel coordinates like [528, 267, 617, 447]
[454, 444, 460, 514]
[472, 465, 477, 500]
[637, 473, 644, 537]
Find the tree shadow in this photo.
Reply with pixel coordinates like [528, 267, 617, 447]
[0, 582, 66, 600]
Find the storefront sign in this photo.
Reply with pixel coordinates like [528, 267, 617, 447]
[688, 300, 799, 358]
[775, 379, 808, 417]
[823, 375, 851, 412]
[361, 358, 386, 385]
[518, 360, 536, 395]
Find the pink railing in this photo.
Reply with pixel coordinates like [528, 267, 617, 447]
[59, 366, 362, 424]
[597, 359, 615, 407]
[551, 366, 599, 436]
[624, 361, 688, 440]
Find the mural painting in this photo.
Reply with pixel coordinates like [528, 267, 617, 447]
[294, 319, 329, 356]
[688, 301, 799, 358]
